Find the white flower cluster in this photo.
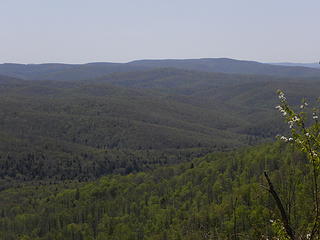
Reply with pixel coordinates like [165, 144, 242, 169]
[313, 112, 318, 120]
[288, 116, 300, 128]
[278, 91, 286, 101]
[280, 136, 293, 142]
[275, 105, 287, 116]
[300, 102, 308, 109]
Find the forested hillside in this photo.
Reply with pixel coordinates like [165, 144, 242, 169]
[1, 59, 320, 239]
[1, 68, 320, 187]
[2, 0, 320, 237]
[0, 142, 314, 240]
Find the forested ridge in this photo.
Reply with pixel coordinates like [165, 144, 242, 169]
[1, 61, 320, 239]
[1, 69, 320, 186]
[2, 58, 320, 80]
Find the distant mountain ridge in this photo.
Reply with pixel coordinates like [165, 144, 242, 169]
[269, 62, 320, 69]
[1, 58, 320, 81]
[129, 58, 320, 78]
[0, 62, 148, 81]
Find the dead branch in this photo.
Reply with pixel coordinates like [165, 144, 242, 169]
[264, 171, 296, 240]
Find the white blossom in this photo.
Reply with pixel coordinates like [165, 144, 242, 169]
[288, 121, 294, 128]
[278, 91, 286, 101]
[275, 105, 287, 116]
[287, 116, 300, 128]
[275, 105, 282, 110]
[312, 113, 318, 120]
[292, 116, 300, 122]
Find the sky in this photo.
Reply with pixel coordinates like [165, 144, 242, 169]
[1, 0, 319, 64]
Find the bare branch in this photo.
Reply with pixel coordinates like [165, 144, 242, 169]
[264, 171, 296, 240]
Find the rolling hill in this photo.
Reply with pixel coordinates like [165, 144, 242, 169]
[0, 142, 312, 239]
[1, 59, 320, 239]
[0, 67, 319, 184]
[270, 62, 320, 69]
[129, 58, 320, 78]
[1, 58, 320, 81]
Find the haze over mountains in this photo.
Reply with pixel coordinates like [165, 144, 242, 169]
[1, 58, 320, 81]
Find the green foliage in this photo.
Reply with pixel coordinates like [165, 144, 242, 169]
[1, 66, 320, 239]
[275, 90, 320, 239]
[2, 70, 320, 186]
[276, 90, 320, 167]
[271, 220, 290, 240]
[0, 142, 314, 239]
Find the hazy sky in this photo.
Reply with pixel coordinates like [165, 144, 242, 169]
[1, 0, 319, 64]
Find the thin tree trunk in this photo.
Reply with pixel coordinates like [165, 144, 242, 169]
[264, 171, 296, 240]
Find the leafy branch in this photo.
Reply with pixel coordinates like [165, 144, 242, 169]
[269, 90, 320, 240]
